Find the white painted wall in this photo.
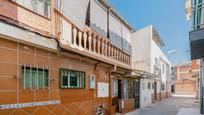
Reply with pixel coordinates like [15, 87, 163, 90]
[140, 78, 154, 108]
[131, 25, 172, 107]
[131, 26, 151, 72]
[150, 26, 171, 93]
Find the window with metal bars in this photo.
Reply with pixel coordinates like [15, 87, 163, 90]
[22, 65, 49, 90]
[148, 82, 151, 90]
[11, 0, 51, 18]
[161, 82, 165, 91]
[112, 79, 118, 97]
[60, 68, 85, 89]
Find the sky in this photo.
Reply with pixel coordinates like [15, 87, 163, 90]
[108, 0, 191, 64]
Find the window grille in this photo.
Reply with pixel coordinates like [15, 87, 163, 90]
[60, 68, 85, 88]
[22, 64, 49, 90]
[161, 82, 165, 91]
[148, 82, 151, 90]
[112, 79, 118, 97]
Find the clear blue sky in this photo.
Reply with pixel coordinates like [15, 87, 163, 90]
[108, 0, 191, 64]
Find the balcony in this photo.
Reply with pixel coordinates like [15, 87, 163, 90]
[0, 0, 53, 36]
[58, 16, 131, 68]
[190, 0, 204, 60]
[189, 28, 204, 60]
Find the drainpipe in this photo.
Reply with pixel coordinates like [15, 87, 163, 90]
[166, 80, 168, 98]
[109, 64, 117, 114]
[160, 80, 162, 100]
[200, 58, 204, 114]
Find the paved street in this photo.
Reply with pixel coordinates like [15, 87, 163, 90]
[125, 97, 200, 115]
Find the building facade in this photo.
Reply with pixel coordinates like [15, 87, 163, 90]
[131, 25, 171, 108]
[186, 0, 204, 114]
[172, 61, 199, 96]
[0, 0, 135, 114]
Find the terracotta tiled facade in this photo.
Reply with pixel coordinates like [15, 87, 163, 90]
[0, 38, 112, 114]
[0, 0, 134, 114]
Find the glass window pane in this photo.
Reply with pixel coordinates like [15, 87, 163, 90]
[44, 71, 49, 87]
[62, 76, 68, 87]
[24, 0, 32, 9]
[32, 70, 37, 88]
[25, 69, 30, 88]
[14, 0, 50, 17]
[37, 0, 45, 15]
[38, 71, 44, 88]
[70, 76, 78, 87]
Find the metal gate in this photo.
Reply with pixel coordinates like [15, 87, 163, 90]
[134, 79, 140, 108]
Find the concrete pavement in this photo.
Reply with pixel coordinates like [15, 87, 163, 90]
[125, 97, 200, 115]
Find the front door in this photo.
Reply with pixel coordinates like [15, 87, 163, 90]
[134, 79, 140, 108]
[154, 82, 157, 101]
[118, 80, 122, 112]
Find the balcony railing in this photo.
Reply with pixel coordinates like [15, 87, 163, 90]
[192, 1, 204, 30]
[57, 14, 131, 67]
[70, 26, 131, 66]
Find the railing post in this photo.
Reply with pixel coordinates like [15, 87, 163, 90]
[115, 48, 117, 60]
[93, 34, 97, 52]
[124, 55, 126, 63]
[119, 50, 121, 62]
[78, 31, 82, 48]
[122, 53, 124, 63]
[88, 31, 92, 51]
[83, 30, 87, 49]
[97, 37, 101, 54]
[108, 43, 111, 57]
[116, 49, 119, 61]
[111, 46, 114, 59]
[101, 39, 104, 56]
[104, 40, 107, 57]
[73, 27, 77, 47]
[114, 48, 117, 60]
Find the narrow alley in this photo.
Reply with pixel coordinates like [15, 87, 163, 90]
[125, 97, 199, 115]
[0, 0, 204, 115]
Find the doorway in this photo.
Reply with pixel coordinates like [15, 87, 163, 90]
[171, 84, 175, 93]
[134, 79, 140, 108]
[117, 80, 122, 112]
[154, 82, 157, 101]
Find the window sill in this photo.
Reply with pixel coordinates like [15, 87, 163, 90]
[22, 88, 49, 92]
[112, 96, 118, 98]
[60, 87, 85, 89]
